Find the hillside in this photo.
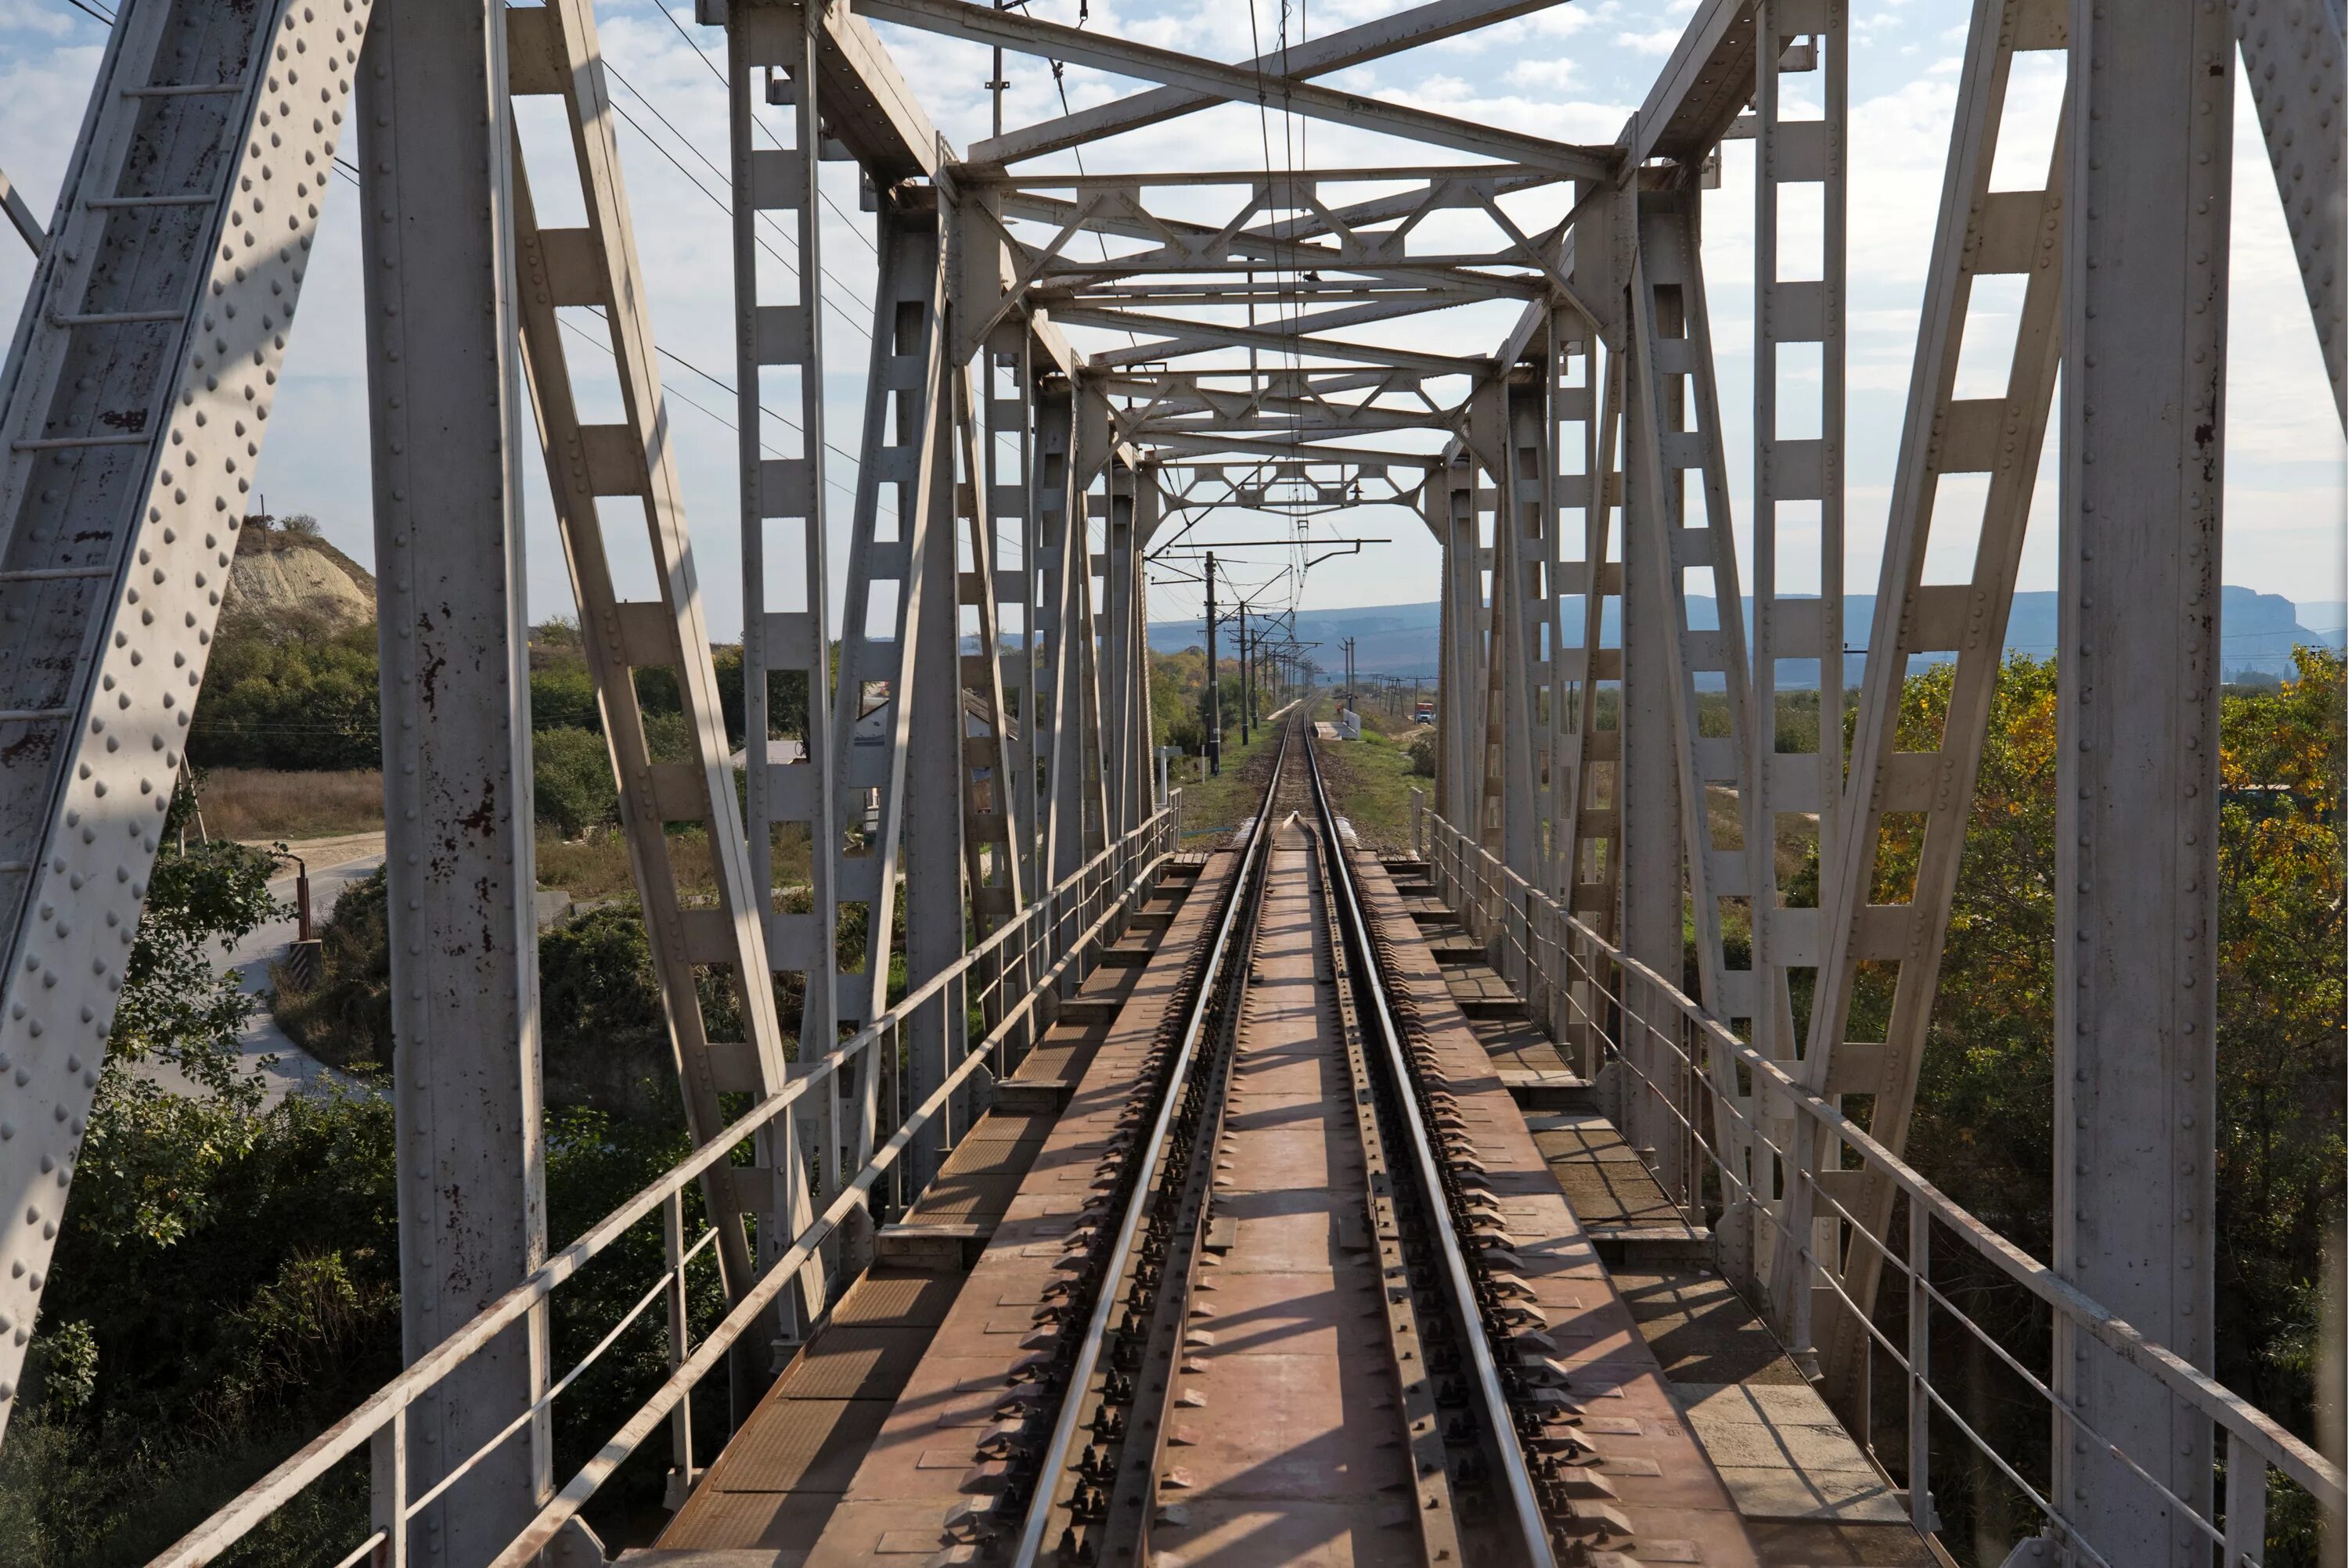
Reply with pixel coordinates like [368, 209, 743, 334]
[221, 520, 375, 628]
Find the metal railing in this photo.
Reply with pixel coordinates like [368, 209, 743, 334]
[1410, 792, 2344, 1568]
[151, 799, 1185, 1568]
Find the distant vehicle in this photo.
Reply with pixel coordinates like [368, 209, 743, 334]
[1412, 699, 1435, 723]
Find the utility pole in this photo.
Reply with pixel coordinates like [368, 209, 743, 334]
[1204, 550, 1220, 777]
[1237, 602, 1251, 747]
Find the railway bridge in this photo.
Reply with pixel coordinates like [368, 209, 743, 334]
[0, 0, 2341, 1565]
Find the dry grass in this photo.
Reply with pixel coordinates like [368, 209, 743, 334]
[532, 823, 816, 903]
[200, 767, 384, 841]
[1314, 722, 1424, 853]
[1706, 784, 1818, 889]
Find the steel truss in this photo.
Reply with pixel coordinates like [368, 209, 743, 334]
[2, 4, 2343, 1566]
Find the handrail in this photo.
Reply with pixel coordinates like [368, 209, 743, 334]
[149, 804, 1182, 1568]
[1412, 799, 2346, 1527]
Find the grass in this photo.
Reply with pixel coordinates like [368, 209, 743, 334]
[533, 819, 819, 903]
[1168, 706, 1302, 845]
[1314, 719, 1427, 853]
[199, 768, 384, 842]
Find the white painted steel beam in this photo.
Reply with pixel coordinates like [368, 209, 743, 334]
[360, 0, 550, 1555]
[2228, 0, 2346, 422]
[1791, 0, 2068, 1404]
[2054, 0, 2231, 1556]
[856, 0, 1615, 177]
[1615, 254, 1688, 1202]
[1743, 0, 1847, 1301]
[729, 5, 836, 1335]
[971, 0, 1572, 165]
[507, 0, 797, 1366]
[902, 310, 971, 1199]
[832, 201, 949, 1038]
[0, 0, 377, 1455]
[1061, 305, 1487, 378]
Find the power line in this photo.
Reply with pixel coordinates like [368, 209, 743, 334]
[596, 65, 873, 343]
[558, 311, 864, 502]
[638, 0, 881, 260]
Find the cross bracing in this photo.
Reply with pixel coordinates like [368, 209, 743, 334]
[0, 0, 2339, 1564]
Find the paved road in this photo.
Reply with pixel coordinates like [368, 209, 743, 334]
[137, 836, 385, 1102]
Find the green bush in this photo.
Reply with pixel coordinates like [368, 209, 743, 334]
[531, 659, 602, 733]
[1406, 732, 1437, 778]
[189, 617, 382, 771]
[534, 726, 618, 838]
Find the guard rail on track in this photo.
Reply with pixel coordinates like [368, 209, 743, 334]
[1410, 792, 2344, 1568]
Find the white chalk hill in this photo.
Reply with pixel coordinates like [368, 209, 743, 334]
[221, 521, 375, 629]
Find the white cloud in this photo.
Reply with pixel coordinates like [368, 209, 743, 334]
[1615, 26, 1682, 56]
[1504, 57, 1580, 92]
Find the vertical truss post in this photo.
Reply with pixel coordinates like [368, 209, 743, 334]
[1128, 470, 1161, 816]
[1470, 383, 1511, 857]
[904, 300, 969, 1200]
[506, 0, 787, 1330]
[829, 195, 950, 1271]
[832, 196, 945, 1030]
[953, 363, 1023, 935]
[2052, 1, 2231, 1556]
[1561, 351, 1628, 946]
[362, 0, 551, 1551]
[1434, 453, 1484, 827]
[1546, 318, 1601, 904]
[1486, 358, 1549, 887]
[0, 0, 375, 1459]
[1625, 187, 1759, 1217]
[1035, 378, 1106, 894]
[728, 2, 836, 1335]
[985, 323, 1043, 910]
[1748, 0, 1849, 1299]
[1616, 246, 1687, 1200]
[1034, 377, 1075, 890]
[1791, 0, 2069, 1401]
[1098, 451, 1142, 842]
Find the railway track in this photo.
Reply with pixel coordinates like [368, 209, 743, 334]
[1003, 708, 1593, 1566]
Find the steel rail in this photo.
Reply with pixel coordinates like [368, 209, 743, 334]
[1305, 733, 1560, 1568]
[1086, 771, 1274, 1560]
[1011, 720, 1299, 1568]
[1309, 811, 1468, 1564]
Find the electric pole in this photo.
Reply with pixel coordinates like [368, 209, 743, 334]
[1237, 602, 1251, 747]
[1203, 551, 1220, 777]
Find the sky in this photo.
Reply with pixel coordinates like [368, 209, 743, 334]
[2, 0, 2340, 645]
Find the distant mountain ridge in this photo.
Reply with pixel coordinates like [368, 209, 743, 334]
[1150, 587, 2344, 682]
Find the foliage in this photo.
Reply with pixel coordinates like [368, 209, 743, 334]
[2211, 646, 2345, 1435]
[192, 613, 760, 774]
[535, 725, 621, 838]
[0, 833, 398, 1567]
[2, 866, 734, 1562]
[189, 617, 383, 771]
[1864, 650, 2346, 1566]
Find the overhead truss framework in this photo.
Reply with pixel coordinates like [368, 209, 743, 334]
[0, 9, 2341, 1568]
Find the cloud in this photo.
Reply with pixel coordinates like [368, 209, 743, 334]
[1615, 26, 1682, 56]
[1504, 57, 1580, 91]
